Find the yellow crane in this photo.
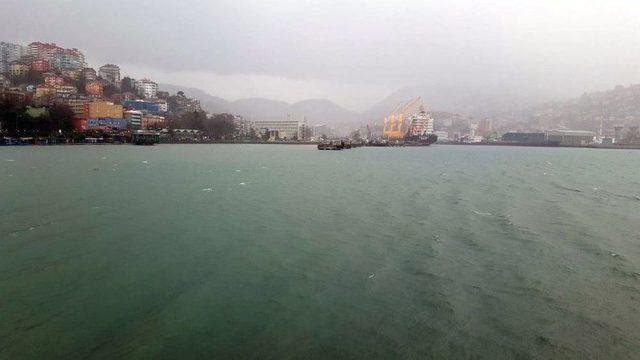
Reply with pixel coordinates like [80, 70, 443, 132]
[383, 97, 423, 139]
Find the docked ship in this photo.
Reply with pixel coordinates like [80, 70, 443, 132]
[382, 97, 438, 146]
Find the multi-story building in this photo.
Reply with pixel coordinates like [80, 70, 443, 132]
[233, 115, 253, 137]
[476, 118, 492, 138]
[62, 98, 89, 118]
[82, 67, 97, 81]
[59, 97, 90, 129]
[124, 110, 143, 129]
[434, 131, 450, 142]
[171, 93, 202, 113]
[51, 49, 85, 70]
[299, 121, 313, 141]
[0, 88, 29, 104]
[27, 42, 61, 60]
[8, 63, 29, 77]
[0, 42, 26, 73]
[55, 85, 77, 98]
[87, 100, 123, 119]
[253, 119, 304, 139]
[135, 78, 158, 99]
[98, 64, 120, 86]
[62, 69, 81, 80]
[85, 81, 103, 97]
[44, 75, 65, 87]
[142, 114, 166, 129]
[30, 59, 50, 72]
[27, 42, 86, 70]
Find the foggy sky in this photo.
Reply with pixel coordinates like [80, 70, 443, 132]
[2, 0, 640, 112]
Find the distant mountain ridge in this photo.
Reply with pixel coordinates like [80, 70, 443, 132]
[159, 84, 359, 126]
[161, 83, 640, 131]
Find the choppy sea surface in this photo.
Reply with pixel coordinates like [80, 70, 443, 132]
[1, 144, 639, 359]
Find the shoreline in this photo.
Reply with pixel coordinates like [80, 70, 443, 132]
[2, 140, 640, 150]
[437, 141, 640, 150]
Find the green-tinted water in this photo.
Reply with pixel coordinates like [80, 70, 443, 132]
[1, 145, 639, 359]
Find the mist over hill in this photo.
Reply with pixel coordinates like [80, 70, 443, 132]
[492, 84, 640, 132]
[160, 84, 359, 126]
[161, 82, 640, 133]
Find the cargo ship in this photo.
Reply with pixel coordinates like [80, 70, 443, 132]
[382, 97, 437, 146]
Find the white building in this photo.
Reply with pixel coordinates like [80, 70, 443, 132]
[125, 110, 144, 129]
[155, 99, 168, 112]
[434, 131, 449, 142]
[253, 119, 304, 139]
[135, 78, 158, 99]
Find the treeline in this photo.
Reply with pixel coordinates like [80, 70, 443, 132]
[166, 111, 249, 140]
[0, 98, 74, 136]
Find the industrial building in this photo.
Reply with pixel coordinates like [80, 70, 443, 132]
[545, 130, 595, 146]
[502, 130, 595, 146]
[502, 132, 547, 144]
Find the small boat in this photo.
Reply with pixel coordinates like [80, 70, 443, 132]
[318, 140, 352, 150]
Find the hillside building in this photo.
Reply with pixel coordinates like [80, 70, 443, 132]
[135, 78, 158, 99]
[98, 64, 121, 86]
[8, 63, 29, 77]
[0, 42, 26, 73]
[82, 67, 97, 81]
[85, 81, 103, 97]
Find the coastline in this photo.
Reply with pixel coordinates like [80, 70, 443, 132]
[3, 138, 640, 150]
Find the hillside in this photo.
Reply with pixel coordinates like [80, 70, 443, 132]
[515, 84, 640, 131]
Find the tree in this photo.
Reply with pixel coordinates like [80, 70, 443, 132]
[205, 113, 236, 139]
[248, 127, 258, 141]
[0, 96, 29, 135]
[103, 83, 119, 98]
[179, 110, 207, 130]
[121, 77, 136, 93]
[45, 103, 75, 133]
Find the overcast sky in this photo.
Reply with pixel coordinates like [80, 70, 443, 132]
[3, 0, 640, 111]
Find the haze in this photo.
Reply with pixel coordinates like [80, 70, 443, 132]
[3, 0, 639, 113]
